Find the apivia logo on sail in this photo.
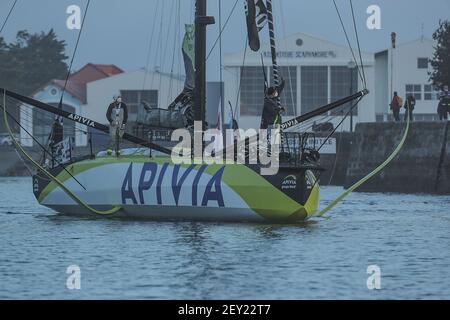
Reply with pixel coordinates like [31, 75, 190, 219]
[281, 119, 298, 130]
[67, 114, 96, 127]
[121, 163, 226, 207]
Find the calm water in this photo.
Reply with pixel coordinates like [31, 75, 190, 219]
[1, 177, 449, 300]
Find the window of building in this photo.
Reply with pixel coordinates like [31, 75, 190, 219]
[240, 66, 266, 116]
[120, 90, 158, 122]
[301, 66, 328, 115]
[424, 84, 439, 100]
[330, 66, 358, 115]
[417, 58, 429, 69]
[270, 66, 297, 116]
[405, 84, 422, 100]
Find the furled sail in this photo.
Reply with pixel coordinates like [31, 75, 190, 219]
[244, 0, 268, 51]
[182, 24, 195, 90]
[137, 24, 195, 129]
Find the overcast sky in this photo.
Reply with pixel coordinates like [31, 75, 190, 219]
[1, 0, 449, 80]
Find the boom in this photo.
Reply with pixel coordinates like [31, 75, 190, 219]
[1, 88, 172, 155]
[281, 89, 369, 131]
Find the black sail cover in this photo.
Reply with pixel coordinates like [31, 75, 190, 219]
[245, 0, 268, 51]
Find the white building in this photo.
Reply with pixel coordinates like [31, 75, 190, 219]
[223, 32, 439, 131]
[21, 34, 439, 148]
[223, 32, 375, 131]
[22, 65, 184, 147]
[375, 37, 439, 121]
[85, 69, 184, 124]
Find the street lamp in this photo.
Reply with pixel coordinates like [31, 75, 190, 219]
[347, 61, 356, 132]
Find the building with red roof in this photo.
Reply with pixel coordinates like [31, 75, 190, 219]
[23, 64, 123, 147]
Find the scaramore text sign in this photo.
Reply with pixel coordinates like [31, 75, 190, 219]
[263, 51, 337, 59]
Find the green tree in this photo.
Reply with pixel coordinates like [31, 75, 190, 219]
[430, 20, 450, 88]
[0, 29, 68, 133]
[0, 29, 68, 95]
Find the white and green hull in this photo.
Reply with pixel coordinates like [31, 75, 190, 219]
[33, 155, 320, 222]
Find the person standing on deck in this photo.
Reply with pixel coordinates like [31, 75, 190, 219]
[438, 85, 450, 121]
[260, 77, 286, 130]
[106, 95, 128, 156]
[403, 94, 416, 122]
[390, 92, 402, 122]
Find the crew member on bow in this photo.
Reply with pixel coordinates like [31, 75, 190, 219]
[106, 95, 128, 156]
[260, 77, 286, 129]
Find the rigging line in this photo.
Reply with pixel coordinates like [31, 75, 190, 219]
[161, 0, 177, 72]
[14, 147, 35, 176]
[328, 118, 344, 186]
[206, 0, 239, 61]
[332, 0, 364, 85]
[59, 0, 91, 109]
[288, 108, 335, 133]
[168, 0, 181, 103]
[142, 0, 161, 90]
[0, 100, 87, 191]
[189, 0, 194, 24]
[219, 0, 224, 132]
[150, 0, 165, 91]
[318, 108, 411, 217]
[233, 36, 248, 120]
[349, 0, 367, 88]
[176, 2, 182, 95]
[2, 100, 121, 216]
[159, 0, 176, 98]
[278, 0, 297, 118]
[317, 96, 362, 151]
[296, 114, 332, 132]
[0, 0, 17, 35]
[295, 107, 355, 134]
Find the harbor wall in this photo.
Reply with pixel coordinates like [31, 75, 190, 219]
[2, 122, 450, 195]
[317, 133, 352, 186]
[344, 121, 450, 194]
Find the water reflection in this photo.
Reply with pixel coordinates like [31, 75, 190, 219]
[2, 179, 450, 299]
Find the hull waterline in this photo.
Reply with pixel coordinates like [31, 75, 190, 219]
[33, 155, 320, 223]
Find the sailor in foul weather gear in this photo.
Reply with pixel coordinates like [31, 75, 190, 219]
[260, 78, 286, 129]
[438, 85, 450, 121]
[403, 94, 416, 122]
[106, 95, 129, 156]
[390, 91, 402, 122]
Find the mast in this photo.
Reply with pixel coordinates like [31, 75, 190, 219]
[194, 0, 215, 130]
[265, 0, 281, 108]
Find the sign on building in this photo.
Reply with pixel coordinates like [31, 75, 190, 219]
[306, 137, 336, 154]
